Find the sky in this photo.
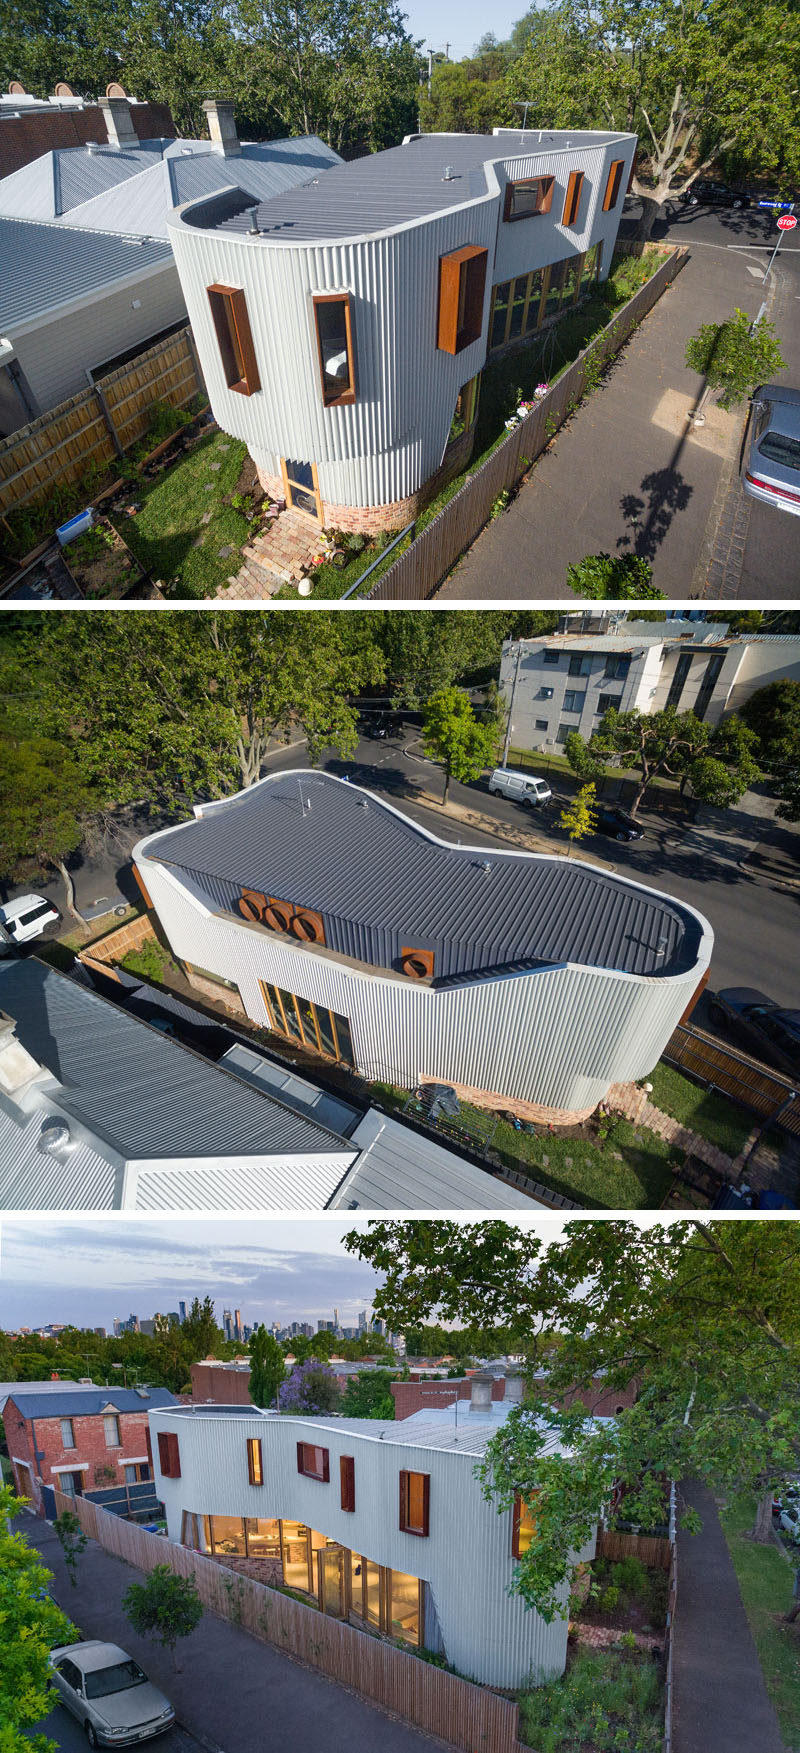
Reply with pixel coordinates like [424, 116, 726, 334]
[400, 0, 530, 59]
[0, 1216, 550, 1335]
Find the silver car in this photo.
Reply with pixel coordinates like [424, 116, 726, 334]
[49, 1641, 175, 1746]
[742, 384, 800, 515]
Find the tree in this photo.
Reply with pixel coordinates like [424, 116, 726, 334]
[422, 687, 499, 805]
[344, 1220, 800, 1615]
[248, 1326, 285, 1408]
[685, 310, 786, 417]
[54, 1511, 88, 1589]
[0, 728, 95, 922]
[378, 611, 558, 710]
[419, 54, 510, 133]
[558, 782, 598, 851]
[566, 706, 758, 819]
[566, 553, 664, 599]
[739, 680, 800, 772]
[123, 1565, 203, 1669]
[340, 1369, 398, 1419]
[278, 1359, 342, 1413]
[180, 1297, 220, 1363]
[0, 1483, 75, 1753]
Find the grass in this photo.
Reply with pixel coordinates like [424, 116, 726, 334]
[647, 1062, 753, 1158]
[119, 937, 184, 986]
[718, 1494, 800, 1751]
[518, 1645, 663, 1752]
[114, 431, 251, 598]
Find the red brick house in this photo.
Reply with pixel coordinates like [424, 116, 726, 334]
[5, 1386, 176, 1515]
[391, 1372, 637, 1421]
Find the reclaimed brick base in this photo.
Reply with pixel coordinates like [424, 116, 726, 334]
[418, 1076, 597, 1130]
[254, 425, 476, 537]
[183, 966, 247, 1017]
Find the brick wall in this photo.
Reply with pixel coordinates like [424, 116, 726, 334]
[183, 966, 246, 1017]
[191, 1361, 252, 1404]
[254, 424, 477, 538]
[391, 1374, 638, 1420]
[418, 1075, 596, 1129]
[5, 1398, 154, 1515]
[0, 102, 175, 177]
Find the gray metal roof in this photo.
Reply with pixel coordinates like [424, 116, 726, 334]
[8, 1386, 176, 1419]
[330, 1109, 543, 1210]
[185, 128, 628, 243]
[0, 217, 172, 328]
[0, 145, 163, 220]
[147, 772, 705, 980]
[0, 959, 355, 1165]
[0, 1380, 101, 1415]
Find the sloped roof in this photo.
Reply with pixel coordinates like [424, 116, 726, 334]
[330, 1109, 542, 1210]
[0, 144, 163, 220]
[7, 1386, 177, 1419]
[0, 216, 173, 328]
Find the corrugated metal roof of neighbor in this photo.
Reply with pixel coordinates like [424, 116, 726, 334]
[0, 959, 355, 1163]
[204, 129, 625, 241]
[0, 1099, 120, 1208]
[0, 217, 173, 327]
[64, 136, 342, 239]
[331, 1110, 542, 1210]
[148, 772, 704, 979]
[9, 1386, 177, 1418]
[274, 1411, 568, 1458]
[133, 1154, 354, 1210]
[0, 145, 163, 220]
[0, 1381, 102, 1414]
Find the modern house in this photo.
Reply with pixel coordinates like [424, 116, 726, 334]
[149, 1372, 594, 1687]
[499, 617, 800, 751]
[6, 1383, 176, 1515]
[134, 769, 713, 1125]
[0, 957, 537, 1210]
[166, 122, 637, 530]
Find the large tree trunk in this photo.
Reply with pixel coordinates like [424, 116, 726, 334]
[628, 780, 648, 820]
[752, 1491, 775, 1543]
[634, 196, 663, 241]
[53, 859, 84, 927]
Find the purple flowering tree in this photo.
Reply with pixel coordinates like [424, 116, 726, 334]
[278, 1359, 342, 1414]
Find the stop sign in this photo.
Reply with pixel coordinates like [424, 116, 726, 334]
[777, 214, 797, 230]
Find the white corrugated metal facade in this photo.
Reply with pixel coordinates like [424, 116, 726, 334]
[167, 130, 636, 509]
[151, 1405, 586, 1687]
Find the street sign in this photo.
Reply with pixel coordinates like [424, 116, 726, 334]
[759, 199, 794, 210]
[777, 215, 797, 230]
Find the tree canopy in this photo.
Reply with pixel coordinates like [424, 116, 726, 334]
[248, 1325, 286, 1408]
[565, 705, 760, 817]
[123, 1565, 203, 1668]
[422, 686, 500, 804]
[345, 1220, 800, 1617]
[0, 1484, 75, 1753]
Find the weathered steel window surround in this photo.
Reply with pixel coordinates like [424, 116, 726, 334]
[206, 283, 261, 396]
[313, 293, 356, 406]
[603, 159, 625, 212]
[562, 170, 585, 227]
[511, 1493, 538, 1559]
[297, 1441, 330, 1482]
[503, 176, 555, 222]
[438, 246, 488, 354]
[340, 1455, 356, 1512]
[399, 1469, 430, 1536]
[158, 1431, 181, 1478]
[247, 1437, 263, 1486]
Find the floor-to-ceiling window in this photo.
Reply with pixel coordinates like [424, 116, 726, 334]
[259, 984, 354, 1066]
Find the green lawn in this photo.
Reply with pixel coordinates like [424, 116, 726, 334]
[114, 432, 252, 599]
[518, 1645, 663, 1753]
[718, 1495, 800, 1751]
[647, 1062, 753, 1158]
[119, 937, 184, 986]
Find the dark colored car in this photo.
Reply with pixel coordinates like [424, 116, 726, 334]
[707, 987, 800, 1080]
[680, 179, 749, 209]
[592, 804, 644, 843]
[361, 711, 404, 739]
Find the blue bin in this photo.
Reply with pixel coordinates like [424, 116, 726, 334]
[56, 508, 94, 546]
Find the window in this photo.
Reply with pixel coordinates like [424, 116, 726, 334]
[563, 690, 585, 714]
[124, 1463, 150, 1485]
[297, 1442, 330, 1482]
[157, 1431, 181, 1479]
[206, 283, 260, 396]
[568, 652, 593, 676]
[60, 1418, 75, 1449]
[103, 1414, 120, 1448]
[580, 244, 599, 292]
[666, 651, 693, 710]
[313, 293, 356, 407]
[535, 718, 548, 732]
[399, 1470, 430, 1537]
[490, 281, 510, 349]
[556, 722, 573, 744]
[562, 170, 584, 227]
[247, 1437, 263, 1487]
[604, 653, 630, 680]
[488, 269, 546, 351]
[340, 1455, 356, 1512]
[543, 649, 560, 665]
[260, 984, 354, 1066]
[597, 694, 622, 714]
[437, 246, 488, 354]
[503, 176, 554, 221]
[512, 1494, 539, 1559]
[603, 159, 625, 212]
[543, 259, 567, 321]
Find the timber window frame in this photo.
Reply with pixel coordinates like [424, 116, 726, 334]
[503, 176, 555, 222]
[398, 1469, 430, 1537]
[511, 1493, 538, 1559]
[246, 1438, 263, 1487]
[602, 159, 625, 212]
[313, 292, 356, 407]
[206, 283, 261, 396]
[297, 1441, 330, 1482]
[437, 246, 488, 354]
[157, 1431, 181, 1479]
[562, 170, 585, 227]
[340, 1455, 356, 1512]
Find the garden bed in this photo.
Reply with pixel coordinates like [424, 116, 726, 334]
[110, 431, 255, 597]
[575, 1554, 669, 1640]
[61, 516, 148, 600]
[518, 1643, 663, 1752]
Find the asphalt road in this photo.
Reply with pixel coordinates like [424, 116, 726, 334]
[30, 1704, 208, 1753]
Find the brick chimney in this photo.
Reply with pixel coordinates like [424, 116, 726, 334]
[0, 1011, 46, 1096]
[203, 98, 241, 158]
[99, 94, 138, 151]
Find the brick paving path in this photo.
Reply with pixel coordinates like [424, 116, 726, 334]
[216, 507, 321, 599]
[572, 1623, 664, 1653]
[605, 1082, 758, 1179]
[702, 471, 752, 599]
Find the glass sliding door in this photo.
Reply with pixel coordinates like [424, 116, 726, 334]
[390, 1571, 422, 1646]
[259, 982, 354, 1067]
[281, 1521, 314, 1594]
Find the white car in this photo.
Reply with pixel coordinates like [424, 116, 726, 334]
[779, 1505, 800, 1543]
[488, 767, 552, 807]
[0, 893, 60, 943]
[50, 1641, 175, 1746]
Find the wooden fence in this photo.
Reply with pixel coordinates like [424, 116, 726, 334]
[56, 1493, 525, 1753]
[596, 1527, 672, 1571]
[664, 1022, 800, 1136]
[362, 247, 688, 600]
[0, 325, 204, 518]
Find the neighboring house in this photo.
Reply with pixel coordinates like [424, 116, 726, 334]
[391, 1370, 637, 1420]
[166, 122, 636, 531]
[150, 1370, 595, 1687]
[6, 1384, 176, 1514]
[0, 96, 341, 432]
[0, 958, 537, 1210]
[499, 617, 800, 751]
[134, 769, 713, 1124]
[0, 1378, 99, 1417]
[0, 83, 174, 177]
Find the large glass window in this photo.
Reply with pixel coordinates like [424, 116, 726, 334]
[244, 1518, 281, 1557]
[580, 245, 599, 292]
[544, 260, 566, 321]
[210, 1516, 247, 1556]
[490, 282, 510, 349]
[313, 293, 356, 406]
[260, 982, 354, 1066]
[508, 276, 527, 339]
[390, 1572, 421, 1646]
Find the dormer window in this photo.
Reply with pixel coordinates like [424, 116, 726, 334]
[313, 293, 356, 406]
[503, 177, 554, 222]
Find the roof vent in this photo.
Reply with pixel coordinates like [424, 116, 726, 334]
[247, 207, 259, 234]
[442, 165, 456, 181]
[38, 1117, 77, 1158]
[474, 858, 493, 872]
[357, 798, 368, 808]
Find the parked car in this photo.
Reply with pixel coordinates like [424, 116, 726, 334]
[0, 893, 60, 943]
[742, 385, 800, 516]
[779, 1505, 800, 1544]
[592, 804, 644, 843]
[707, 987, 800, 1080]
[680, 179, 749, 209]
[49, 1641, 175, 1746]
[488, 768, 552, 807]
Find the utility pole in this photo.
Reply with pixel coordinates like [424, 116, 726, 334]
[502, 642, 523, 766]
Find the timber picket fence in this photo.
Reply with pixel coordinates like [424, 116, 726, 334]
[0, 325, 204, 518]
[664, 1022, 800, 1136]
[360, 247, 688, 600]
[54, 1492, 526, 1753]
[595, 1527, 672, 1570]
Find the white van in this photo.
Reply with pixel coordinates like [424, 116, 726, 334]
[0, 893, 61, 943]
[488, 768, 552, 807]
